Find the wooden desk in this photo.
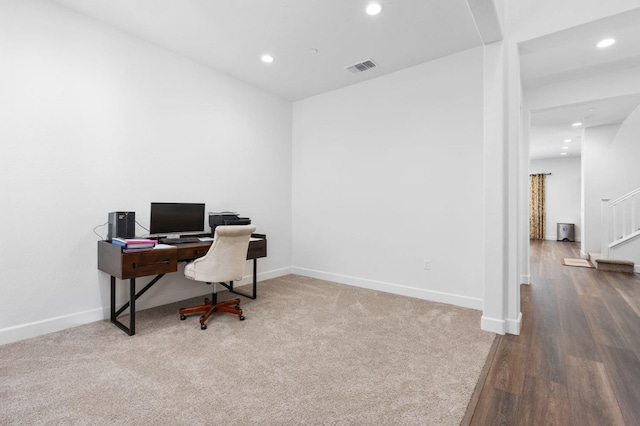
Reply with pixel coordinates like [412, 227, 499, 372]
[97, 234, 267, 336]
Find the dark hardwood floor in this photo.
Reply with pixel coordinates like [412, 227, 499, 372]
[464, 240, 640, 425]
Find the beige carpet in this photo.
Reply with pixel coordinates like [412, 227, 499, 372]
[0, 275, 494, 425]
[562, 258, 594, 268]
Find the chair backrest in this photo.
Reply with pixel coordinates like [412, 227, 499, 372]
[185, 224, 257, 283]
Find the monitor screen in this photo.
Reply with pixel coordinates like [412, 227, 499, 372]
[149, 202, 205, 235]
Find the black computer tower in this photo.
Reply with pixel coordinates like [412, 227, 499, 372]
[107, 211, 136, 240]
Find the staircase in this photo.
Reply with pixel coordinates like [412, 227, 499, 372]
[597, 188, 640, 273]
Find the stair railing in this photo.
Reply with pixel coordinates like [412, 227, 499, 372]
[601, 187, 640, 257]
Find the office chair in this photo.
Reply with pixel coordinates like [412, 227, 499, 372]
[179, 224, 256, 330]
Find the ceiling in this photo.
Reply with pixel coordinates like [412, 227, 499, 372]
[51, 0, 493, 101]
[521, 8, 640, 160]
[48, 1, 640, 160]
[529, 94, 640, 159]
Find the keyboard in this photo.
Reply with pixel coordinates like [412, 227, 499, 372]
[159, 237, 201, 244]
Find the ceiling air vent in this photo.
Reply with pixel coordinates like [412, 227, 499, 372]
[345, 59, 377, 74]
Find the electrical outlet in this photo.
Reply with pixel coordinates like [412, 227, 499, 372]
[424, 260, 431, 270]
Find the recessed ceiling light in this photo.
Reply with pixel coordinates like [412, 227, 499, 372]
[572, 122, 583, 127]
[261, 54, 274, 63]
[596, 38, 616, 48]
[366, 2, 383, 15]
[562, 146, 569, 150]
[564, 139, 572, 143]
[561, 152, 568, 156]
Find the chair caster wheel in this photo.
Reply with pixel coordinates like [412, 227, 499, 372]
[200, 323, 207, 330]
[235, 305, 241, 310]
[180, 314, 186, 320]
[239, 315, 245, 321]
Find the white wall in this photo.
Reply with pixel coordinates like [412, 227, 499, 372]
[530, 157, 581, 241]
[583, 107, 640, 254]
[0, 0, 292, 344]
[292, 47, 485, 309]
[582, 124, 621, 254]
[591, 106, 640, 197]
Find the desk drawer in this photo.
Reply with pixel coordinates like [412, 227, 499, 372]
[121, 250, 177, 279]
[178, 244, 211, 262]
[175, 239, 267, 262]
[247, 238, 267, 260]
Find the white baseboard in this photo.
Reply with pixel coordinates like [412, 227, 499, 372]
[0, 308, 106, 346]
[481, 315, 506, 334]
[225, 266, 291, 291]
[546, 236, 581, 242]
[506, 312, 522, 335]
[481, 312, 521, 335]
[0, 267, 291, 346]
[520, 275, 530, 285]
[291, 267, 483, 311]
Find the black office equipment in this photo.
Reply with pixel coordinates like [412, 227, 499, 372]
[149, 202, 205, 235]
[159, 237, 201, 244]
[208, 212, 251, 236]
[107, 212, 135, 241]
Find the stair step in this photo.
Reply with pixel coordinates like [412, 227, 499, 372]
[594, 259, 635, 273]
[588, 252, 603, 262]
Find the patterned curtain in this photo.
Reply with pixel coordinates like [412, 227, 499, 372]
[530, 174, 546, 240]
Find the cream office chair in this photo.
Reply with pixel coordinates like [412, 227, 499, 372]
[179, 224, 256, 330]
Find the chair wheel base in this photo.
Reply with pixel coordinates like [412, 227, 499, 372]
[179, 298, 244, 328]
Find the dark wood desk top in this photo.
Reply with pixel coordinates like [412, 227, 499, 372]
[97, 234, 266, 280]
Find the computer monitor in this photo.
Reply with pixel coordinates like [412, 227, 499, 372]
[149, 202, 205, 235]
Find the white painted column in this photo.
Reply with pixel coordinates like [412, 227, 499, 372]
[520, 106, 532, 280]
[481, 35, 523, 335]
[506, 39, 523, 334]
[482, 40, 508, 335]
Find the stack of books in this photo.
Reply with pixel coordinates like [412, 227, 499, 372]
[111, 238, 157, 252]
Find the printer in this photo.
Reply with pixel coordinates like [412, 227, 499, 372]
[208, 211, 252, 236]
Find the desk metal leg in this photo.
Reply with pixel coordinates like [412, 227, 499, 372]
[110, 276, 116, 323]
[110, 277, 136, 336]
[228, 258, 258, 300]
[109, 274, 165, 336]
[129, 278, 136, 336]
[253, 258, 257, 297]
